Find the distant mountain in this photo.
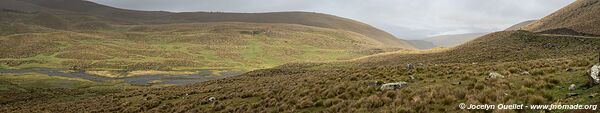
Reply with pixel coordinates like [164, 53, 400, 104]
[424, 33, 489, 48]
[523, 0, 600, 35]
[505, 20, 536, 31]
[0, 0, 415, 49]
[407, 40, 436, 49]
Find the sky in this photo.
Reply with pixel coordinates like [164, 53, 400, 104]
[89, 0, 575, 40]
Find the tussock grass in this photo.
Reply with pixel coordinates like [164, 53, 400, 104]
[6, 31, 596, 112]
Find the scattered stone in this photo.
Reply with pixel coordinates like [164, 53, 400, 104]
[589, 65, 600, 85]
[568, 84, 577, 91]
[368, 80, 384, 87]
[380, 82, 408, 90]
[521, 71, 530, 75]
[409, 75, 415, 80]
[406, 63, 414, 70]
[486, 72, 505, 80]
[566, 68, 573, 72]
[208, 97, 216, 102]
[590, 93, 598, 98]
[566, 93, 579, 98]
[451, 82, 461, 85]
[70, 66, 81, 70]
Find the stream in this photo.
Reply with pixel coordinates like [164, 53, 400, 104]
[0, 68, 243, 85]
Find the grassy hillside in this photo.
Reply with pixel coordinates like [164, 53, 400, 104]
[407, 40, 437, 50]
[0, 21, 393, 71]
[4, 31, 599, 112]
[424, 33, 488, 48]
[505, 20, 536, 31]
[523, 0, 600, 35]
[0, 72, 140, 108]
[4, 0, 600, 113]
[0, 0, 415, 49]
[0, 0, 414, 72]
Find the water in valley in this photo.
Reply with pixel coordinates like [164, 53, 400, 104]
[0, 68, 242, 85]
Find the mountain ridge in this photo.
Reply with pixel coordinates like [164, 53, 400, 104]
[505, 20, 536, 31]
[1, 0, 415, 49]
[523, 0, 600, 35]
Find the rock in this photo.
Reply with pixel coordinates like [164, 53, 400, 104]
[367, 81, 384, 87]
[451, 82, 461, 85]
[208, 97, 217, 102]
[486, 72, 505, 80]
[406, 63, 414, 70]
[70, 66, 81, 70]
[566, 93, 579, 98]
[566, 68, 573, 72]
[380, 82, 408, 90]
[521, 71, 530, 75]
[568, 84, 577, 91]
[590, 65, 600, 85]
[590, 93, 598, 98]
[409, 75, 415, 80]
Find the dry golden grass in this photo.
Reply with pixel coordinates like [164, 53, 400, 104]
[524, 0, 600, 35]
[3, 30, 599, 113]
[0, 22, 397, 71]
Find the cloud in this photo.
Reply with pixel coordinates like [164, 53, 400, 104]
[89, 0, 575, 39]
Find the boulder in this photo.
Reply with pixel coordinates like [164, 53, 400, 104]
[568, 84, 577, 91]
[486, 72, 504, 80]
[566, 93, 579, 98]
[452, 82, 462, 85]
[208, 97, 217, 102]
[406, 63, 414, 70]
[590, 65, 600, 85]
[380, 82, 408, 90]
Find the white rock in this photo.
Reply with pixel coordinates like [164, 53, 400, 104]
[380, 82, 408, 90]
[569, 84, 577, 91]
[591, 65, 600, 84]
[208, 97, 216, 102]
[487, 72, 505, 80]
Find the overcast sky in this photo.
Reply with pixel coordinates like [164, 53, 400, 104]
[89, 0, 574, 40]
